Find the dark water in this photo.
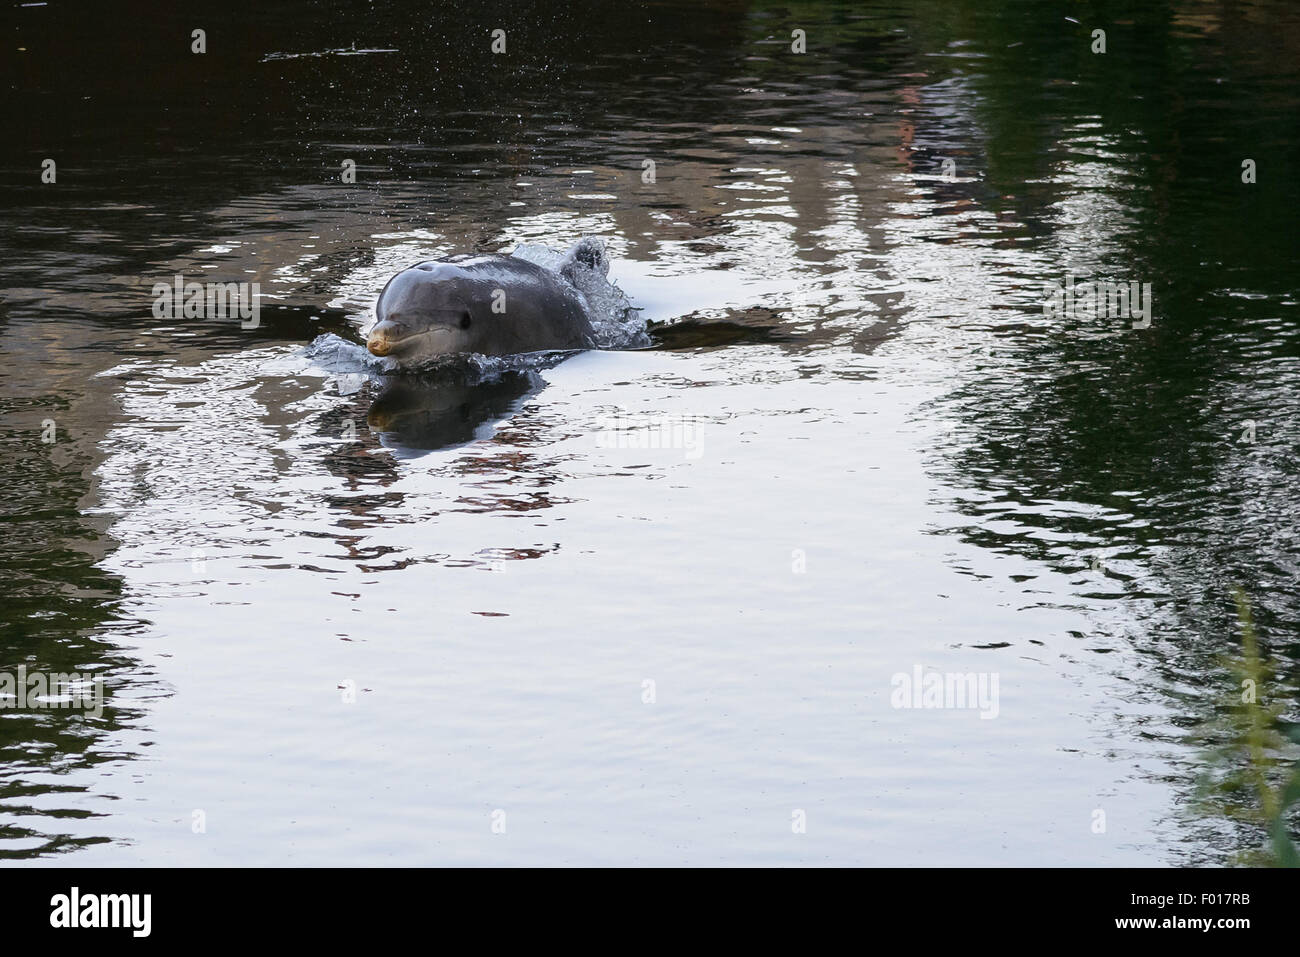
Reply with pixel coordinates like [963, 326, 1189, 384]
[2, 0, 1298, 864]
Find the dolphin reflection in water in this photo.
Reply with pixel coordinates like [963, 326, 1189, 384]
[364, 366, 548, 453]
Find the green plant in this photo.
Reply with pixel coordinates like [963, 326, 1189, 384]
[1196, 589, 1300, 866]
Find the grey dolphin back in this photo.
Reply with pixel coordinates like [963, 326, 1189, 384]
[464, 253, 597, 353]
[497, 254, 597, 351]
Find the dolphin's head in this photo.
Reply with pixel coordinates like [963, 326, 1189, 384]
[367, 263, 485, 362]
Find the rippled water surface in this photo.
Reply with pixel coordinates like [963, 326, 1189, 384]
[3, 0, 1299, 864]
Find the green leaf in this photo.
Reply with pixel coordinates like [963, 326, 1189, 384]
[1269, 817, 1300, 868]
[1280, 769, 1300, 811]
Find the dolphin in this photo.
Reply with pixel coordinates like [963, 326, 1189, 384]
[366, 239, 606, 364]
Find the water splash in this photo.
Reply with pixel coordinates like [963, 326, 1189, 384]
[303, 332, 575, 380]
[511, 237, 647, 349]
[303, 331, 394, 374]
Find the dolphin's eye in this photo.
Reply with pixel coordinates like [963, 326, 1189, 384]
[459, 312, 472, 330]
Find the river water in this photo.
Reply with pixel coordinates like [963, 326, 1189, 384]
[2, 0, 1298, 864]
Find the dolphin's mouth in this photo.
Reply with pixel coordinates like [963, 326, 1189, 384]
[367, 331, 420, 357]
[366, 326, 443, 358]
